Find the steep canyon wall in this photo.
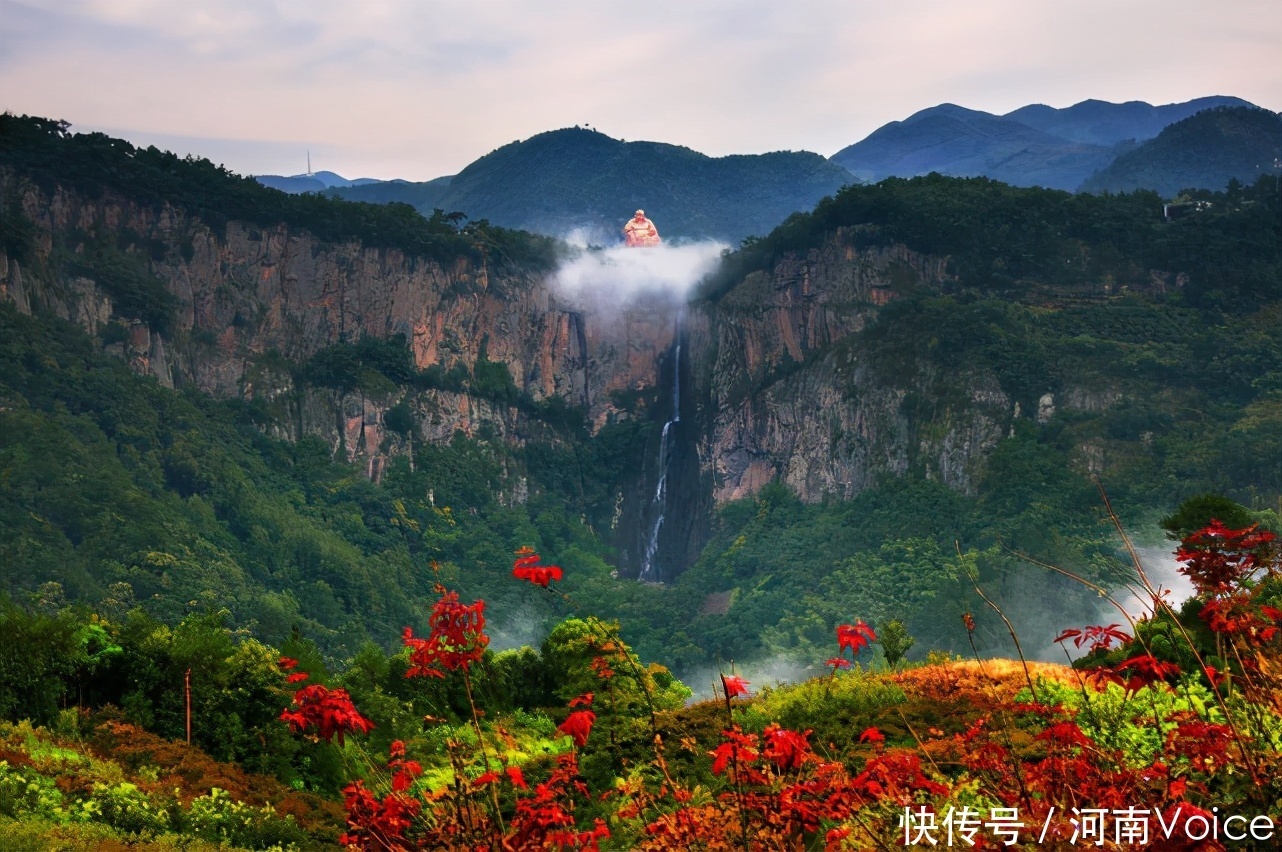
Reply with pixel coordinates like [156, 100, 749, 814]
[687, 228, 1122, 508]
[0, 175, 678, 471]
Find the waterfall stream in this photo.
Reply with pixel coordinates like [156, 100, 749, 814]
[639, 332, 681, 583]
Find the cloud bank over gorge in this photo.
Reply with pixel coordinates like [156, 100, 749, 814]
[551, 236, 728, 309]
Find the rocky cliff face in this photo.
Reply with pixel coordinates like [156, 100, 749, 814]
[688, 229, 1086, 505]
[0, 175, 677, 468]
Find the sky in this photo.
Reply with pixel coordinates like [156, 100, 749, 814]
[3, 0, 1279, 182]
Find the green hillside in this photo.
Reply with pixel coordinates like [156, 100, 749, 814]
[331, 126, 855, 241]
[0, 113, 556, 272]
[1080, 106, 1282, 197]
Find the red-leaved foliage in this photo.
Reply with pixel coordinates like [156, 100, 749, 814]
[1200, 595, 1282, 644]
[836, 620, 876, 655]
[849, 750, 949, 802]
[589, 656, 615, 680]
[1168, 720, 1234, 773]
[720, 673, 750, 700]
[402, 585, 488, 678]
[558, 709, 596, 747]
[508, 753, 608, 851]
[762, 723, 812, 771]
[279, 683, 375, 745]
[285, 530, 1282, 851]
[1177, 519, 1276, 597]
[339, 779, 420, 850]
[1092, 654, 1183, 695]
[710, 727, 761, 777]
[513, 546, 564, 588]
[1054, 623, 1132, 653]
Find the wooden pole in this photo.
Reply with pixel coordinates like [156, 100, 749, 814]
[185, 668, 191, 745]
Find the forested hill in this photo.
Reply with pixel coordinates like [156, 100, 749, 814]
[0, 113, 672, 664]
[1080, 106, 1282, 197]
[702, 170, 1281, 307]
[328, 126, 855, 242]
[0, 113, 557, 271]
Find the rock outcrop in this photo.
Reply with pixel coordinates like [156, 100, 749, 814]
[690, 230, 1009, 504]
[1, 174, 678, 465]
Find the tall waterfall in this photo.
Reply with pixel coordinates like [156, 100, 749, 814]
[639, 332, 681, 583]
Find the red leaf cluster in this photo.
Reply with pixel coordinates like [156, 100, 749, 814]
[508, 752, 609, 851]
[558, 709, 596, 747]
[762, 723, 812, 771]
[1089, 654, 1183, 695]
[1177, 519, 1276, 597]
[339, 779, 420, 850]
[1167, 720, 1234, 772]
[279, 683, 375, 745]
[1200, 595, 1282, 644]
[835, 620, 876, 655]
[402, 585, 488, 678]
[720, 673, 750, 700]
[710, 727, 761, 777]
[589, 656, 615, 680]
[1054, 623, 1132, 653]
[386, 740, 423, 794]
[849, 751, 949, 803]
[513, 547, 564, 588]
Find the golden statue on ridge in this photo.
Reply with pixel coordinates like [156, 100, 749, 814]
[623, 209, 661, 247]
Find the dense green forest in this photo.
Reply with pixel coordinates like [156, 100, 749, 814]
[705, 168, 1281, 307]
[0, 303, 663, 661]
[0, 113, 559, 272]
[1081, 105, 1282, 198]
[4, 277, 1280, 679]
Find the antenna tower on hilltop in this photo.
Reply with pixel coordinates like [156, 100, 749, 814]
[306, 150, 313, 178]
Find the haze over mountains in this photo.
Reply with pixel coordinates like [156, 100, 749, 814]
[254, 96, 1276, 241]
[831, 95, 1259, 191]
[1003, 96, 1253, 145]
[254, 170, 383, 194]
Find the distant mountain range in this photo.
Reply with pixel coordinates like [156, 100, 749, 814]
[1003, 96, 1254, 145]
[831, 102, 1120, 191]
[253, 97, 1277, 240]
[831, 96, 1257, 191]
[253, 169, 383, 194]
